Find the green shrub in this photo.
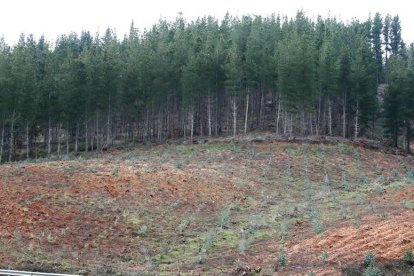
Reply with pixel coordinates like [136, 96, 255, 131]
[404, 250, 413, 264]
[364, 252, 376, 267]
[219, 209, 231, 229]
[278, 249, 286, 266]
[337, 143, 354, 154]
[362, 175, 371, 185]
[403, 200, 414, 210]
[364, 265, 383, 276]
[239, 239, 249, 255]
[138, 225, 148, 235]
[321, 251, 329, 263]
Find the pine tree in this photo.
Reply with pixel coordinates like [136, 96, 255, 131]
[372, 13, 383, 83]
[383, 14, 392, 67]
[383, 56, 407, 147]
[390, 16, 402, 56]
[351, 37, 378, 138]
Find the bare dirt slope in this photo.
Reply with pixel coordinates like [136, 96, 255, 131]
[0, 138, 413, 275]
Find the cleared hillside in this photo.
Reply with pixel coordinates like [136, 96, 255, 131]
[0, 137, 413, 275]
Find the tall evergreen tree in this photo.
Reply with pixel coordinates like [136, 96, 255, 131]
[390, 15, 402, 56]
[383, 56, 407, 147]
[372, 13, 383, 83]
[351, 37, 378, 138]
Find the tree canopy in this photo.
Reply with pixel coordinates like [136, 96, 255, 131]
[0, 11, 412, 161]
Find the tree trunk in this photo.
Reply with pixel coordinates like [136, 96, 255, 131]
[167, 100, 171, 139]
[75, 122, 79, 153]
[328, 98, 332, 136]
[244, 92, 249, 135]
[85, 114, 88, 153]
[183, 112, 187, 140]
[0, 120, 4, 163]
[132, 123, 136, 144]
[208, 95, 212, 137]
[95, 112, 99, 151]
[26, 120, 30, 160]
[91, 122, 94, 151]
[190, 109, 194, 142]
[309, 113, 313, 135]
[276, 95, 281, 135]
[300, 110, 305, 136]
[66, 123, 69, 156]
[144, 109, 149, 141]
[354, 100, 359, 140]
[406, 124, 411, 153]
[9, 113, 15, 162]
[259, 88, 264, 130]
[316, 95, 321, 135]
[106, 110, 111, 146]
[57, 125, 61, 158]
[48, 117, 52, 157]
[200, 112, 203, 137]
[158, 110, 162, 141]
[342, 93, 347, 138]
[232, 97, 237, 138]
[215, 92, 219, 136]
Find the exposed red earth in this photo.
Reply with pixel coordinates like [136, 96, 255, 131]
[1, 138, 413, 275]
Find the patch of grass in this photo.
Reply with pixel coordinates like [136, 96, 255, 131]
[337, 143, 354, 154]
[403, 200, 414, 210]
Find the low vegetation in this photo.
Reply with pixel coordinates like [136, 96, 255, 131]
[0, 137, 413, 275]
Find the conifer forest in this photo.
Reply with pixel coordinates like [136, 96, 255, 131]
[0, 11, 413, 162]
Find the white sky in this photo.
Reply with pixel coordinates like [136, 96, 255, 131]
[1, 0, 413, 46]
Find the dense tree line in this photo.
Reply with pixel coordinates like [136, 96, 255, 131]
[0, 11, 413, 161]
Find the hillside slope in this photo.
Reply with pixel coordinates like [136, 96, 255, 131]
[0, 138, 413, 275]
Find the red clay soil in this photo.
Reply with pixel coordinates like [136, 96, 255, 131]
[264, 185, 414, 275]
[287, 211, 414, 275]
[0, 141, 413, 275]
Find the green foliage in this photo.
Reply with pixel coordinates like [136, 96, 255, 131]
[321, 251, 329, 263]
[364, 265, 383, 276]
[175, 162, 184, 169]
[364, 252, 376, 267]
[372, 13, 383, 83]
[404, 250, 413, 264]
[0, 11, 412, 162]
[278, 247, 286, 266]
[403, 200, 414, 210]
[238, 239, 249, 255]
[219, 208, 231, 229]
[312, 218, 324, 234]
[137, 225, 148, 236]
[309, 209, 324, 234]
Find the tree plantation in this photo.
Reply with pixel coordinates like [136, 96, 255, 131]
[0, 11, 413, 162]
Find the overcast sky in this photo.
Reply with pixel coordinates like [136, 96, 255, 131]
[1, 0, 413, 46]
